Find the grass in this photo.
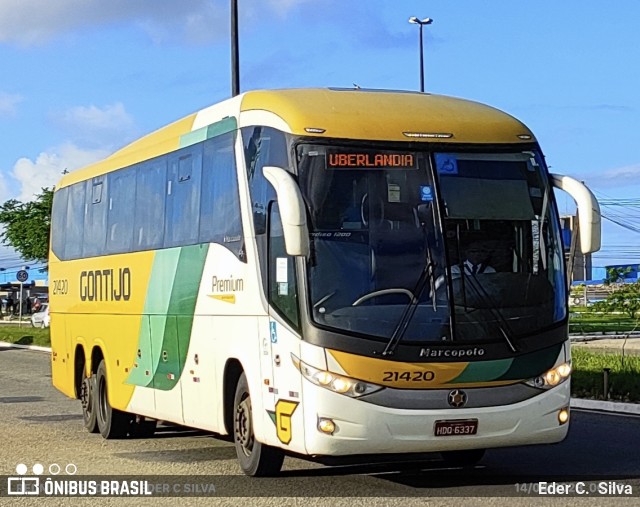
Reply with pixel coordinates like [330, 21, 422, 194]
[0, 325, 51, 348]
[571, 347, 640, 402]
[569, 310, 639, 334]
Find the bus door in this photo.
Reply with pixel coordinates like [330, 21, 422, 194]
[263, 203, 303, 447]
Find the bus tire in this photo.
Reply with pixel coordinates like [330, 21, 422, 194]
[440, 449, 485, 467]
[80, 375, 99, 433]
[95, 360, 133, 439]
[233, 373, 284, 476]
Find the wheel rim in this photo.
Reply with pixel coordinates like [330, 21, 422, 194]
[80, 378, 92, 414]
[98, 375, 108, 424]
[235, 394, 254, 457]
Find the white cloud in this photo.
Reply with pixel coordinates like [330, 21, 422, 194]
[1, 102, 135, 202]
[0, 0, 316, 46]
[55, 102, 137, 149]
[603, 164, 640, 181]
[587, 163, 640, 188]
[0, 92, 23, 117]
[0, 0, 220, 45]
[10, 143, 108, 202]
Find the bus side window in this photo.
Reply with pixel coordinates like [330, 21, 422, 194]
[106, 169, 136, 254]
[244, 126, 288, 235]
[165, 145, 202, 248]
[83, 177, 108, 257]
[65, 182, 86, 259]
[200, 132, 243, 256]
[268, 202, 299, 328]
[51, 186, 69, 259]
[134, 158, 167, 250]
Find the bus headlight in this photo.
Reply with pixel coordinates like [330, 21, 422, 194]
[525, 362, 572, 389]
[292, 355, 383, 398]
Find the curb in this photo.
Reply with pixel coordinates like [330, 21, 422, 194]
[1, 341, 638, 416]
[571, 397, 640, 416]
[0, 340, 51, 353]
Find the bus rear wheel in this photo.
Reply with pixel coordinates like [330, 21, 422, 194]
[233, 373, 284, 476]
[80, 375, 99, 433]
[95, 360, 133, 439]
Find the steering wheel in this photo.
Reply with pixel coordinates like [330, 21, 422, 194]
[360, 193, 385, 228]
[352, 288, 416, 306]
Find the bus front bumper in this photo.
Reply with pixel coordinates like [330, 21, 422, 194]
[302, 381, 570, 456]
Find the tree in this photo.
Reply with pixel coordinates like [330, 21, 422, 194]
[603, 266, 633, 286]
[593, 281, 640, 319]
[0, 188, 53, 265]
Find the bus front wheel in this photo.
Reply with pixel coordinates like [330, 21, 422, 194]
[95, 360, 133, 439]
[233, 373, 284, 476]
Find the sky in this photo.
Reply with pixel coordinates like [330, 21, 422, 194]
[1, 0, 639, 282]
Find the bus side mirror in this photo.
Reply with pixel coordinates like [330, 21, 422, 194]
[550, 173, 601, 254]
[263, 166, 310, 257]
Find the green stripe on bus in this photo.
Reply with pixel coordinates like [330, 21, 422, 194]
[152, 244, 209, 390]
[449, 357, 513, 384]
[179, 117, 238, 148]
[127, 248, 182, 387]
[497, 343, 563, 381]
[449, 343, 563, 384]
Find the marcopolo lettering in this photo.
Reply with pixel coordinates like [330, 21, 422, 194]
[419, 347, 485, 358]
[80, 268, 131, 301]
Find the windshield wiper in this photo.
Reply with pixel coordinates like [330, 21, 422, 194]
[460, 272, 518, 353]
[381, 248, 436, 356]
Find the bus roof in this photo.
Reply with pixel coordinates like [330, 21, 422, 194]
[57, 88, 535, 188]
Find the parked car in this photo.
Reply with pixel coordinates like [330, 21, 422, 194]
[31, 304, 50, 328]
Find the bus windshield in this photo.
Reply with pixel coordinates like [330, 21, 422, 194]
[296, 144, 566, 344]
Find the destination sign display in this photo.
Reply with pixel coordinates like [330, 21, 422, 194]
[326, 149, 417, 170]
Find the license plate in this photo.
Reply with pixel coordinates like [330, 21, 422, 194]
[434, 419, 478, 437]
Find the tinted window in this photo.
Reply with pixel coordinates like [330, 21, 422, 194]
[83, 177, 108, 257]
[268, 203, 299, 328]
[106, 168, 136, 253]
[134, 158, 167, 250]
[53, 131, 246, 260]
[165, 145, 202, 247]
[65, 182, 86, 259]
[243, 127, 288, 234]
[51, 186, 69, 259]
[200, 132, 242, 248]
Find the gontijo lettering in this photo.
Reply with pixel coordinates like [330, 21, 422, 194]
[80, 268, 131, 301]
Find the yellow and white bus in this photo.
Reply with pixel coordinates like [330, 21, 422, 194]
[50, 88, 600, 476]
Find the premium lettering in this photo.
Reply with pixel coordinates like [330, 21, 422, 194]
[211, 276, 244, 293]
[80, 268, 131, 301]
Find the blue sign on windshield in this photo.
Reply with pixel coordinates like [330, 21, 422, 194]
[435, 153, 458, 175]
[420, 185, 434, 202]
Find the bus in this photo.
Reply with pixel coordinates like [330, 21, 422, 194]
[49, 88, 601, 476]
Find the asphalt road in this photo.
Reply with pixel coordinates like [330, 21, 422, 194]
[1, 346, 639, 507]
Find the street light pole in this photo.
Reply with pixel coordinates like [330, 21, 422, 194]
[408, 16, 433, 93]
[231, 0, 240, 97]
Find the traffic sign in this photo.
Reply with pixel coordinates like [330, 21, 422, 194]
[16, 270, 28, 282]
